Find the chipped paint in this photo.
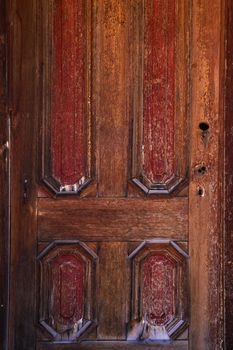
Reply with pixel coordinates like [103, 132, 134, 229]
[143, 0, 175, 183]
[51, 0, 85, 186]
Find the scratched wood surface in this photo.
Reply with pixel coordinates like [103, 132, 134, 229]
[46, 254, 84, 336]
[143, 0, 175, 184]
[38, 197, 188, 241]
[51, 0, 85, 186]
[37, 340, 189, 350]
[130, 0, 189, 195]
[189, 0, 224, 349]
[130, 241, 188, 341]
[97, 243, 129, 339]
[7, 0, 38, 349]
[93, 0, 130, 197]
[225, 0, 233, 348]
[4, 0, 225, 349]
[0, 0, 8, 348]
[142, 255, 175, 324]
[41, 0, 92, 194]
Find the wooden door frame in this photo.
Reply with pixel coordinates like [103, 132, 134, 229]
[224, 0, 233, 348]
[0, 0, 9, 349]
[0, 0, 231, 349]
[2, 0, 38, 349]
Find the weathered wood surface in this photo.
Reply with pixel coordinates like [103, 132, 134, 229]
[93, 0, 130, 197]
[41, 0, 93, 194]
[0, 0, 8, 349]
[8, 0, 38, 349]
[51, 0, 85, 186]
[143, 0, 176, 184]
[189, 0, 224, 349]
[97, 243, 129, 339]
[131, 0, 189, 195]
[37, 340, 188, 350]
[130, 241, 188, 340]
[38, 198, 188, 241]
[2, 0, 226, 349]
[225, 0, 233, 348]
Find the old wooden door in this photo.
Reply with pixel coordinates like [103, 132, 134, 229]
[3, 0, 224, 349]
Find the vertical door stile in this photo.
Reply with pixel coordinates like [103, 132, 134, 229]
[7, 0, 38, 349]
[0, 0, 9, 348]
[225, 0, 233, 348]
[189, 0, 224, 348]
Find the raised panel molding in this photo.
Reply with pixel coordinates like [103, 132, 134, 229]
[131, 0, 189, 194]
[127, 240, 188, 341]
[37, 241, 97, 342]
[41, 0, 92, 195]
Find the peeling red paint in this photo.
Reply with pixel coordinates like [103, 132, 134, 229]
[51, 0, 85, 186]
[141, 254, 175, 326]
[51, 254, 84, 331]
[143, 0, 175, 183]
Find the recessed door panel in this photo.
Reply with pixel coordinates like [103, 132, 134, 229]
[41, 0, 92, 194]
[131, 0, 189, 195]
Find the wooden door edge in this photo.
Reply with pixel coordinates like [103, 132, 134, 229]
[0, 0, 9, 349]
[224, 0, 233, 348]
[189, 0, 225, 348]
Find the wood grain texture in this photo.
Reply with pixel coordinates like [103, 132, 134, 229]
[37, 340, 188, 350]
[0, 0, 5, 115]
[41, 0, 92, 194]
[4, 1, 227, 348]
[130, 242, 188, 340]
[8, 0, 38, 349]
[143, 0, 175, 184]
[97, 243, 129, 339]
[131, 0, 189, 195]
[48, 255, 84, 334]
[189, 0, 224, 349]
[0, 1, 8, 349]
[225, 0, 233, 348]
[37, 242, 97, 343]
[38, 198, 188, 241]
[51, 0, 85, 186]
[142, 255, 175, 326]
[38, 242, 97, 342]
[93, 0, 130, 197]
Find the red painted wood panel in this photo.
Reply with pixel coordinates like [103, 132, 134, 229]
[51, 0, 85, 186]
[141, 254, 175, 326]
[143, 0, 175, 184]
[51, 254, 84, 332]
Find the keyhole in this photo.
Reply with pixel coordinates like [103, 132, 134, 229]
[199, 122, 209, 132]
[197, 186, 205, 197]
